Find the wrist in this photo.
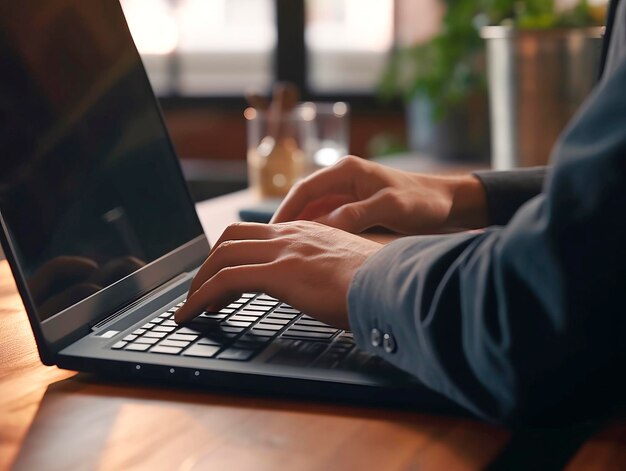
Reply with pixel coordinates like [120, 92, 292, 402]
[446, 175, 488, 229]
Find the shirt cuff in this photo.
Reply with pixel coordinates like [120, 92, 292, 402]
[473, 167, 547, 226]
[347, 234, 477, 382]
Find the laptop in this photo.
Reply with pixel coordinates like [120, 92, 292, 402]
[0, 0, 457, 413]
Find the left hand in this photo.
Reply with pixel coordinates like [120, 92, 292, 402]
[175, 221, 383, 329]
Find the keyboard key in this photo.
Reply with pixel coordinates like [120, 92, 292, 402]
[144, 331, 168, 339]
[228, 315, 260, 323]
[274, 307, 300, 315]
[159, 340, 190, 348]
[196, 337, 226, 346]
[240, 293, 255, 298]
[111, 341, 127, 349]
[150, 317, 164, 324]
[199, 313, 227, 320]
[267, 313, 298, 320]
[290, 325, 338, 334]
[132, 328, 146, 336]
[184, 344, 221, 358]
[240, 304, 272, 312]
[249, 328, 278, 337]
[297, 317, 330, 327]
[150, 345, 183, 355]
[153, 326, 176, 333]
[168, 333, 199, 342]
[282, 330, 336, 340]
[259, 318, 290, 326]
[218, 308, 235, 314]
[159, 312, 172, 318]
[237, 333, 273, 345]
[215, 330, 241, 340]
[125, 343, 151, 352]
[226, 303, 243, 309]
[134, 337, 160, 345]
[217, 348, 257, 361]
[249, 300, 279, 307]
[236, 309, 265, 317]
[142, 322, 156, 330]
[177, 327, 204, 336]
[161, 320, 178, 327]
[123, 334, 138, 342]
[220, 326, 245, 334]
[223, 320, 252, 328]
[257, 295, 278, 302]
[254, 323, 284, 331]
[190, 316, 222, 326]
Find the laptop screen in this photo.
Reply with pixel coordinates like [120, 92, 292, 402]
[0, 1, 204, 321]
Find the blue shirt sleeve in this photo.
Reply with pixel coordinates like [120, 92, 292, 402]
[348, 57, 626, 425]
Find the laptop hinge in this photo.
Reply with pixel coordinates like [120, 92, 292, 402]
[90, 273, 189, 332]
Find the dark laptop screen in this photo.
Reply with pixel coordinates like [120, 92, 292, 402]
[0, 1, 204, 320]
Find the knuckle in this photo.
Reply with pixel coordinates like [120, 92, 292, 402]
[219, 239, 234, 250]
[378, 187, 400, 204]
[228, 221, 244, 230]
[214, 266, 237, 283]
[339, 155, 361, 169]
[222, 222, 242, 237]
[340, 204, 363, 221]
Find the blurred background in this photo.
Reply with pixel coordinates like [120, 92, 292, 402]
[120, 0, 409, 202]
[118, 0, 608, 202]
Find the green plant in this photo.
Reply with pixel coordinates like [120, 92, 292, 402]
[380, 0, 600, 119]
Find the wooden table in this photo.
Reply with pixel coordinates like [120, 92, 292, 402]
[0, 190, 624, 471]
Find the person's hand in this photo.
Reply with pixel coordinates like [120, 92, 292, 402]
[175, 221, 383, 329]
[271, 155, 488, 235]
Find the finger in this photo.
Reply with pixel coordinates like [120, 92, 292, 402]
[189, 239, 279, 297]
[271, 162, 357, 223]
[211, 222, 276, 250]
[296, 193, 356, 221]
[176, 264, 273, 323]
[315, 190, 398, 234]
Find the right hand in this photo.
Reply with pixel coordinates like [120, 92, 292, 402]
[271, 156, 488, 235]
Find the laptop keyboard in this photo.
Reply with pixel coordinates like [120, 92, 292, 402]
[109, 293, 372, 369]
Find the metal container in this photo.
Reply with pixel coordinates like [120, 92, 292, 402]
[481, 26, 604, 170]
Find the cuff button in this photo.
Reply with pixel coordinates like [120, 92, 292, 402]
[383, 333, 397, 353]
[370, 328, 382, 347]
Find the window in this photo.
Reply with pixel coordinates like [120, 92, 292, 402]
[121, 0, 395, 99]
[120, 0, 276, 96]
[305, 0, 394, 93]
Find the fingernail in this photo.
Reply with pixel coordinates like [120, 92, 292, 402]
[174, 307, 187, 324]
